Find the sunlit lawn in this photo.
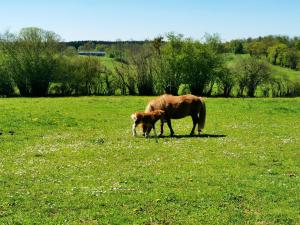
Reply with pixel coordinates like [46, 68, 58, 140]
[0, 96, 299, 224]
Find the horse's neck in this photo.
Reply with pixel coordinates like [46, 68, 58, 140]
[158, 96, 167, 109]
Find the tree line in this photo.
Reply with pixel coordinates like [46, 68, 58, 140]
[224, 35, 300, 70]
[0, 27, 299, 97]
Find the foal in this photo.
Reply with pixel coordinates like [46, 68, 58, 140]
[131, 110, 165, 142]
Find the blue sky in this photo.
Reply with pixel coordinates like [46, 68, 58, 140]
[1, 0, 299, 41]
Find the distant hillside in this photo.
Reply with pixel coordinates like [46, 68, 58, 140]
[271, 65, 300, 81]
[225, 53, 300, 82]
[98, 56, 118, 71]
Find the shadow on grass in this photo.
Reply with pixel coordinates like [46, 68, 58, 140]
[146, 133, 227, 139]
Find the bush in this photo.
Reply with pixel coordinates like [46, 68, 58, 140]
[0, 27, 61, 96]
[0, 59, 14, 96]
[54, 56, 105, 96]
[178, 84, 190, 95]
[234, 57, 271, 97]
[292, 81, 300, 96]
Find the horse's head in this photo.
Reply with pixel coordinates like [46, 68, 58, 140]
[141, 110, 165, 134]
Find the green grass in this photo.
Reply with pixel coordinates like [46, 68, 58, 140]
[271, 65, 300, 82]
[0, 97, 299, 224]
[224, 53, 249, 68]
[99, 56, 118, 71]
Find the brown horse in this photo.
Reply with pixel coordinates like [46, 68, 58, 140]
[143, 94, 206, 136]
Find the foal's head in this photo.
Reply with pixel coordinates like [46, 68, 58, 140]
[141, 109, 165, 134]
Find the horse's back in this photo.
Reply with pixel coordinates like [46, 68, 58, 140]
[160, 94, 201, 118]
[146, 94, 202, 118]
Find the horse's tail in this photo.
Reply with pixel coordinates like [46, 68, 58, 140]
[198, 97, 206, 131]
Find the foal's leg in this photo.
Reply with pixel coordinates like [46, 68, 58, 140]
[153, 124, 158, 143]
[166, 118, 175, 136]
[144, 125, 150, 138]
[142, 124, 151, 137]
[147, 127, 152, 134]
[132, 123, 137, 136]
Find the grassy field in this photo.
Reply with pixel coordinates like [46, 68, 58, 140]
[0, 97, 299, 224]
[271, 66, 300, 82]
[99, 56, 117, 71]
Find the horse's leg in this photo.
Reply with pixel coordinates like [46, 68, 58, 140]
[190, 115, 198, 136]
[198, 98, 206, 136]
[159, 118, 164, 136]
[166, 118, 175, 136]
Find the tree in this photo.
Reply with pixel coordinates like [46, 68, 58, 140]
[282, 48, 299, 69]
[79, 56, 102, 95]
[95, 44, 106, 52]
[152, 33, 224, 96]
[267, 43, 287, 65]
[78, 41, 95, 51]
[109, 40, 127, 62]
[64, 46, 77, 56]
[127, 43, 155, 95]
[216, 66, 236, 97]
[152, 36, 164, 55]
[154, 33, 184, 95]
[234, 57, 271, 97]
[54, 56, 105, 95]
[0, 55, 14, 96]
[204, 33, 224, 53]
[0, 27, 61, 96]
[114, 61, 136, 95]
[181, 38, 223, 96]
[246, 41, 267, 56]
[230, 40, 244, 54]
